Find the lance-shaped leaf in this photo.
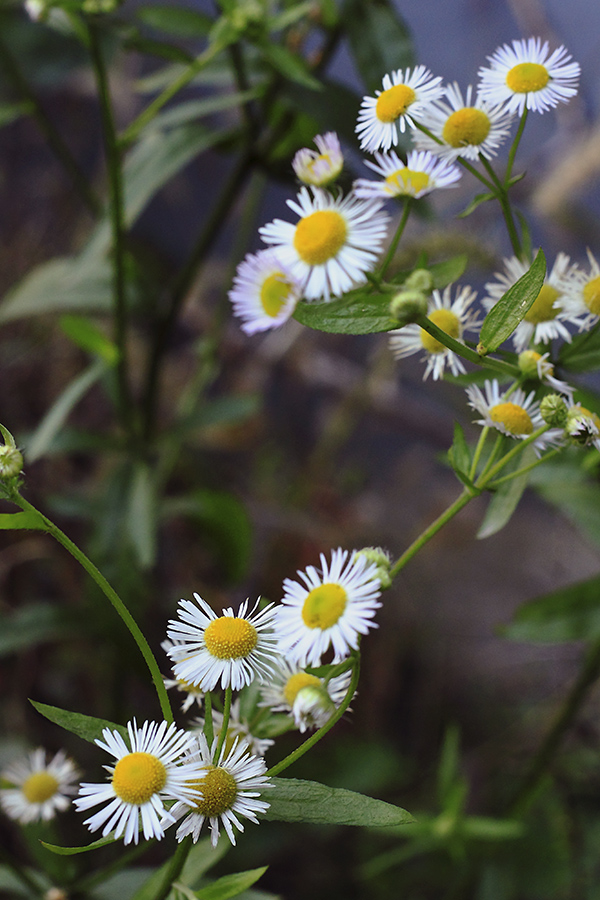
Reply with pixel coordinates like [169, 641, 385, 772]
[294, 291, 396, 335]
[30, 700, 128, 744]
[188, 867, 268, 900]
[501, 574, 600, 643]
[266, 777, 414, 826]
[41, 835, 117, 855]
[478, 249, 546, 355]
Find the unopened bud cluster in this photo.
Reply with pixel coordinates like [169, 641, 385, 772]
[540, 394, 568, 428]
[354, 546, 392, 589]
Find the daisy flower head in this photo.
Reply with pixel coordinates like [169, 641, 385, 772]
[353, 149, 461, 200]
[518, 349, 574, 398]
[162, 639, 205, 714]
[259, 187, 389, 302]
[259, 659, 353, 733]
[0, 748, 79, 825]
[167, 733, 271, 847]
[292, 132, 344, 187]
[412, 83, 515, 161]
[229, 249, 300, 335]
[564, 400, 600, 451]
[389, 284, 481, 381]
[466, 380, 559, 454]
[557, 249, 600, 331]
[190, 699, 274, 757]
[166, 595, 282, 692]
[276, 548, 382, 667]
[74, 720, 201, 845]
[477, 37, 580, 115]
[356, 66, 444, 153]
[483, 253, 580, 352]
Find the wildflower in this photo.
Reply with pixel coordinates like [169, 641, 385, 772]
[483, 254, 580, 352]
[167, 734, 270, 847]
[557, 249, 600, 331]
[229, 249, 300, 335]
[413, 83, 514, 161]
[74, 720, 201, 845]
[260, 660, 353, 733]
[356, 66, 444, 153]
[166, 595, 281, 692]
[477, 37, 580, 115]
[565, 401, 600, 450]
[518, 350, 573, 397]
[292, 132, 344, 187]
[259, 187, 388, 302]
[0, 748, 79, 825]
[466, 380, 559, 454]
[277, 548, 382, 667]
[162, 640, 205, 714]
[190, 699, 274, 757]
[353, 149, 461, 200]
[389, 284, 481, 381]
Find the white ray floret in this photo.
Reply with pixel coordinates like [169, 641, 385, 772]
[466, 380, 561, 454]
[292, 132, 344, 187]
[556, 248, 600, 332]
[0, 748, 79, 825]
[259, 659, 354, 733]
[354, 149, 461, 200]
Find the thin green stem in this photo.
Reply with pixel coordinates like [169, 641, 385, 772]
[475, 432, 504, 482]
[214, 687, 232, 762]
[87, 24, 134, 436]
[413, 122, 497, 191]
[468, 426, 490, 481]
[505, 108, 528, 186]
[267, 654, 361, 777]
[477, 425, 550, 486]
[12, 493, 173, 723]
[204, 692, 214, 747]
[415, 315, 520, 377]
[485, 447, 562, 488]
[152, 836, 193, 900]
[479, 153, 522, 257]
[378, 198, 412, 280]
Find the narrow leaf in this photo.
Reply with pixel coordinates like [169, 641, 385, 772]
[0, 511, 46, 531]
[126, 463, 157, 569]
[41, 835, 116, 855]
[60, 315, 119, 365]
[429, 255, 468, 289]
[192, 867, 268, 900]
[345, 0, 414, 94]
[457, 191, 495, 218]
[30, 700, 128, 744]
[294, 291, 397, 335]
[477, 446, 534, 539]
[478, 249, 546, 354]
[0, 257, 112, 323]
[261, 43, 322, 90]
[0, 603, 74, 657]
[266, 777, 414, 826]
[447, 423, 471, 479]
[136, 5, 214, 37]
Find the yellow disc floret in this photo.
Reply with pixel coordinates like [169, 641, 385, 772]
[420, 308, 460, 353]
[490, 402, 533, 436]
[22, 772, 59, 804]
[189, 766, 237, 817]
[442, 108, 491, 147]
[583, 275, 600, 316]
[386, 168, 430, 195]
[375, 84, 417, 123]
[260, 272, 292, 317]
[112, 752, 167, 805]
[525, 284, 560, 324]
[294, 210, 347, 266]
[204, 617, 258, 660]
[506, 62, 550, 94]
[302, 583, 347, 630]
[283, 672, 322, 707]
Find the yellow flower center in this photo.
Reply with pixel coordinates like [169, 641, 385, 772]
[506, 62, 550, 94]
[490, 402, 533, 436]
[259, 272, 292, 318]
[583, 275, 600, 315]
[375, 84, 417, 123]
[188, 766, 237, 817]
[420, 308, 460, 353]
[294, 210, 347, 266]
[385, 168, 430, 195]
[22, 771, 59, 804]
[442, 107, 491, 147]
[302, 583, 347, 630]
[283, 672, 322, 707]
[112, 752, 167, 805]
[204, 617, 258, 660]
[524, 284, 560, 324]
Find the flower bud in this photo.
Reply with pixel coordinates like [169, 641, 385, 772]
[0, 445, 24, 480]
[354, 546, 392, 589]
[540, 394, 568, 428]
[404, 268, 434, 293]
[389, 290, 428, 325]
[518, 350, 543, 380]
[566, 404, 600, 446]
[292, 685, 336, 733]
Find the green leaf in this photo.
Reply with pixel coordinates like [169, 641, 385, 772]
[529, 456, 600, 546]
[60, 315, 119, 365]
[122, 33, 194, 64]
[136, 5, 214, 37]
[501, 574, 600, 643]
[41, 835, 117, 855]
[190, 867, 268, 900]
[30, 700, 128, 744]
[447, 424, 471, 480]
[260, 43, 322, 90]
[477, 446, 535, 539]
[294, 291, 397, 335]
[266, 777, 414, 826]
[429, 255, 469, 289]
[345, 0, 414, 94]
[0, 511, 46, 531]
[126, 463, 157, 569]
[0, 603, 75, 657]
[478, 249, 546, 354]
[26, 360, 106, 463]
[174, 394, 260, 436]
[148, 90, 261, 132]
[558, 324, 600, 372]
[276, 80, 362, 147]
[180, 837, 231, 887]
[463, 817, 523, 841]
[0, 100, 34, 127]
[457, 192, 495, 218]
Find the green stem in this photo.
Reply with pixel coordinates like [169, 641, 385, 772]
[415, 315, 520, 377]
[475, 433, 504, 482]
[12, 493, 173, 723]
[477, 425, 550, 485]
[413, 122, 496, 192]
[505, 108, 528, 186]
[214, 687, 232, 762]
[152, 836, 193, 900]
[378, 198, 412, 280]
[87, 24, 134, 436]
[204, 692, 214, 747]
[479, 154, 522, 257]
[468, 426, 490, 482]
[485, 447, 562, 488]
[267, 654, 361, 777]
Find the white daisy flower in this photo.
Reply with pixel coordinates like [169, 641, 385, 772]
[229, 249, 300, 335]
[518, 350, 573, 397]
[389, 284, 481, 381]
[356, 66, 444, 153]
[161, 640, 205, 714]
[190, 699, 274, 757]
[0, 748, 79, 825]
[277, 548, 382, 667]
[259, 659, 353, 733]
[292, 132, 344, 187]
[166, 595, 282, 692]
[74, 720, 202, 845]
[353, 149, 461, 200]
[466, 380, 560, 454]
[167, 734, 271, 847]
[259, 187, 389, 302]
[483, 253, 581, 352]
[413, 83, 515, 161]
[557, 249, 600, 331]
[477, 37, 580, 115]
[565, 400, 600, 451]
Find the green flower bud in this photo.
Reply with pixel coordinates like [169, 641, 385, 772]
[0, 445, 24, 480]
[389, 290, 428, 326]
[354, 546, 392, 589]
[404, 268, 434, 293]
[518, 349, 543, 380]
[540, 394, 568, 428]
